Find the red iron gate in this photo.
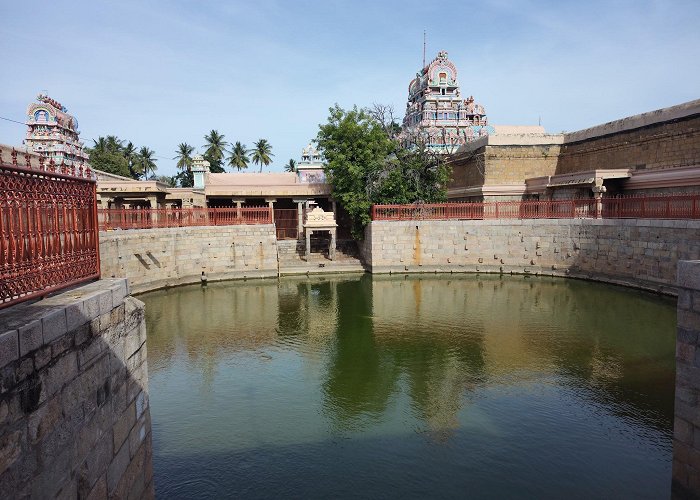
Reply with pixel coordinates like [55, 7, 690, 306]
[0, 158, 100, 309]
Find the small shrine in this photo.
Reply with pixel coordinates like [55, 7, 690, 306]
[303, 204, 337, 260]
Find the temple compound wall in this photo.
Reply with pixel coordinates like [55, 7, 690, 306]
[362, 219, 700, 293]
[99, 225, 279, 293]
[0, 279, 153, 499]
[557, 111, 700, 175]
[448, 99, 700, 201]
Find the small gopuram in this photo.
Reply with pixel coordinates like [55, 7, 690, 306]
[401, 51, 494, 152]
[297, 143, 326, 183]
[303, 203, 337, 260]
[24, 93, 89, 166]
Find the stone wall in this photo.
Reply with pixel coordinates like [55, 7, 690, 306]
[484, 144, 562, 184]
[364, 219, 700, 293]
[100, 225, 279, 293]
[0, 279, 153, 499]
[557, 114, 700, 175]
[673, 260, 700, 498]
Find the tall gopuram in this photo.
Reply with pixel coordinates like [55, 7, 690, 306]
[24, 93, 89, 166]
[401, 51, 494, 153]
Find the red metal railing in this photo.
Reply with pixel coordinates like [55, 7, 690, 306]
[98, 207, 273, 230]
[372, 195, 700, 221]
[0, 155, 99, 309]
[372, 199, 596, 220]
[601, 194, 700, 219]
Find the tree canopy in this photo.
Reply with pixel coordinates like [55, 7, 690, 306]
[86, 135, 149, 179]
[203, 130, 227, 173]
[316, 104, 451, 238]
[251, 139, 274, 173]
[285, 158, 297, 172]
[228, 142, 250, 171]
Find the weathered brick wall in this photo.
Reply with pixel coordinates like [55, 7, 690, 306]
[673, 260, 700, 498]
[100, 225, 279, 293]
[0, 279, 153, 499]
[483, 144, 561, 184]
[449, 147, 486, 189]
[557, 115, 700, 175]
[365, 219, 700, 292]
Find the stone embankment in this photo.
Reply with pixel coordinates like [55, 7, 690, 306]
[362, 218, 700, 293]
[0, 279, 153, 499]
[100, 225, 279, 293]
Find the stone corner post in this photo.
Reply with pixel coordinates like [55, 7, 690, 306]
[673, 260, 700, 498]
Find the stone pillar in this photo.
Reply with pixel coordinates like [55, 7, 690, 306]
[232, 197, 244, 219]
[305, 228, 312, 261]
[673, 260, 700, 498]
[331, 199, 337, 219]
[266, 198, 276, 223]
[293, 199, 306, 238]
[592, 178, 606, 219]
[330, 228, 336, 260]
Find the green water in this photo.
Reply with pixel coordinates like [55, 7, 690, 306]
[142, 274, 676, 499]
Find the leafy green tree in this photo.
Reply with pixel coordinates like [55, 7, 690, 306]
[174, 169, 194, 188]
[203, 130, 227, 173]
[86, 148, 131, 177]
[316, 105, 393, 237]
[251, 139, 273, 173]
[135, 147, 158, 179]
[87, 136, 145, 180]
[228, 142, 250, 171]
[316, 105, 451, 238]
[284, 158, 297, 172]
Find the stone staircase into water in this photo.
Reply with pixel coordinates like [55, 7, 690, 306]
[277, 239, 365, 275]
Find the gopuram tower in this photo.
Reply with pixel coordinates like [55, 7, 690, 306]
[401, 51, 493, 153]
[24, 94, 89, 166]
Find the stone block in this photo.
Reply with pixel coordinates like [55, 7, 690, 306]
[40, 351, 78, 402]
[0, 428, 23, 476]
[98, 290, 114, 316]
[107, 442, 130, 495]
[80, 430, 113, 491]
[42, 309, 67, 344]
[65, 301, 86, 332]
[0, 330, 19, 369]
[678, 260, 700, 291]
[113, 400, 136, 452]
[18, 320, 43, 357]
[27, 395, 63, 445]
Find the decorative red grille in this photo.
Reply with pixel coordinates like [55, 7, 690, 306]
[0, 157, 100, 309]
[98, 207, 273, 231]
[372, 195, 700, 221]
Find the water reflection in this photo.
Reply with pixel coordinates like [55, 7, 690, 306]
[143, 274, 676, 498]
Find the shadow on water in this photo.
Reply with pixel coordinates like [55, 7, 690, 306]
[141, 273, 676, 499]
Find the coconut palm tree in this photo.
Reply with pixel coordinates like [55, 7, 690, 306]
[203, 130, 227, 164]
[91, 137, 108, 153]
[251, 139, 274, 173]
[228, 142, 250, 171]
[174, 143, 195, 171]
[123, 141, 141, 179]
[284, 159, 297, 172]
[105, 135, 124, 153]
[135, 147, 158, 180]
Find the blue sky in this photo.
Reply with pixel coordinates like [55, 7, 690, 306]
[1, 0, 698, 176]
